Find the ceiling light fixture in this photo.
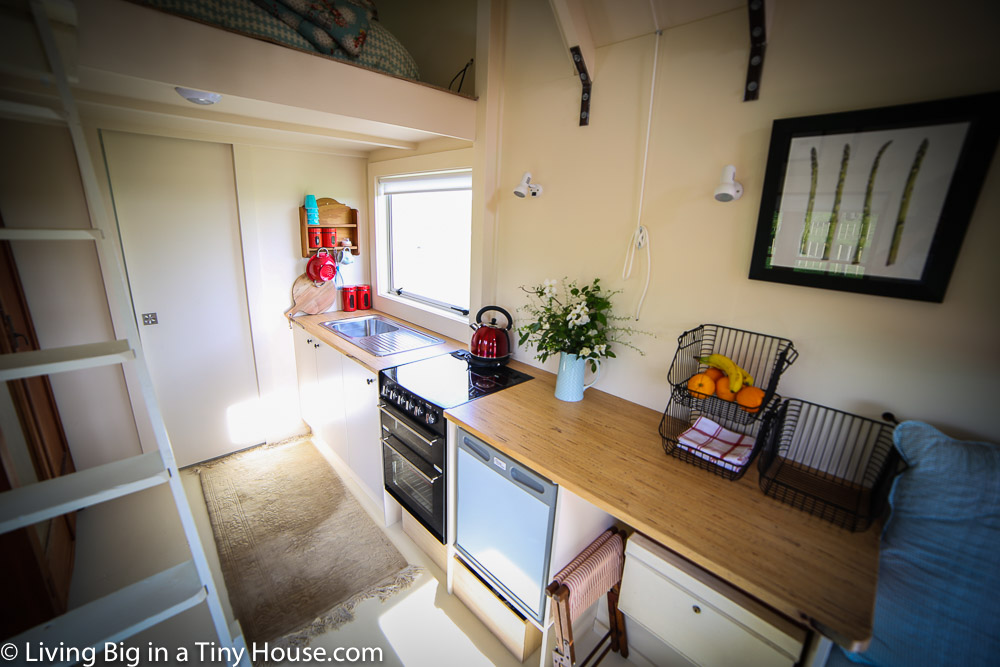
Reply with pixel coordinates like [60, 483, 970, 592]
[174, 86, 222, 105]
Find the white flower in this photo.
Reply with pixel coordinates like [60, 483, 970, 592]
[595, 344, 607, 355]
[542, 279, 558, 298]
[580, 347, 592, 357]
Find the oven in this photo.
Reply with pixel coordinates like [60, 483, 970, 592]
[379, 351, 533, 544]
[380, 401, 446, 542]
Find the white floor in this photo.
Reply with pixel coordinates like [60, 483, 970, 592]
[68, 442, 632, 667]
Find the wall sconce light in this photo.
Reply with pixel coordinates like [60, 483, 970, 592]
[174, 86, 222, 105]
[513, 172, 543, 198]
[714, 165, 743, 202]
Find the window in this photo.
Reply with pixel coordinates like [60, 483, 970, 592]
[378, 170, 472, 315]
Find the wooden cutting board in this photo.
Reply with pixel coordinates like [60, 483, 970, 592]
[284, 274, 340, 316]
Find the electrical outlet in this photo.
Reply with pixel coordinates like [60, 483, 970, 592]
[142, 313, 158, 326]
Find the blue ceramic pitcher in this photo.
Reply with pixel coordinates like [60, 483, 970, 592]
[554, 352, 602, 402]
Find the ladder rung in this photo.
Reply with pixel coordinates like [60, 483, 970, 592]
[0, 339, 134, 381]
[0, 450, 169, 534]
[0, 228, 103, 241]
[0, 98, 66, 123]
[9, 560, 206, 664]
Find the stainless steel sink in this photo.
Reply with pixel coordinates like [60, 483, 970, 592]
[320, 315, 443, 356]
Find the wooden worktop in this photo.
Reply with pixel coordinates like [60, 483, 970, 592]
[445, 361, 879, 651]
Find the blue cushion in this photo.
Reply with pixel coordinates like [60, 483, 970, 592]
[834, 421, 1000, 666]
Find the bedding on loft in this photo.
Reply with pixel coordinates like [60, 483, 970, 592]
[127, 0, 420, 80]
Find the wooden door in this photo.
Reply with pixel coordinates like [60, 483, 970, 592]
[0, 223, 76, 637]
[101, 131, 261, 466]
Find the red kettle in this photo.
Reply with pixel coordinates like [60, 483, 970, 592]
[306, 248, 337, 283]
[469, 306, 513, 366]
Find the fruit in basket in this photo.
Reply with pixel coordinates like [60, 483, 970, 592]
[704, 368, 725, 382]
[695, 354, 751, 393]
[687, 373, 716, 399]
[715, 375, 737, 401]
[736, 386, 766, 413]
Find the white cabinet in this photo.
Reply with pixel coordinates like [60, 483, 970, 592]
[292, 323, 383, 509]
[342, 359, 383, 505]
[619, 533, 807, 667]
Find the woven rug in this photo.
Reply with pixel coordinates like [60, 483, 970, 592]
[195, 437, 419, 649]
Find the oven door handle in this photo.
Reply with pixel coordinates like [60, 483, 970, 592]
[382, 436, 441, 484]
[379, 405, 442, 449]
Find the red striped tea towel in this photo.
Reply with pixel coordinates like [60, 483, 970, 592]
[677, 416, 754, 473]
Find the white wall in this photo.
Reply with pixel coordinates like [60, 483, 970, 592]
[233, 144, 369, 443]
[494, 0, 1000, 442]
[0, 119, 142, 469]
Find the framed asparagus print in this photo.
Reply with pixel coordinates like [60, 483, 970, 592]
[748, 92, 1000, 302]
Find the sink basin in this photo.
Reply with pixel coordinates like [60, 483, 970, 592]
[324, 317, 399, 338]
[320, 315, 443, 356]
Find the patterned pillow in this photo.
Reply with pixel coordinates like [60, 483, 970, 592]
[837, 421, 1000, 666]
[251, 0, 373, 56]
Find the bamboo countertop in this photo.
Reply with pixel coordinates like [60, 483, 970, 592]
[290, 310, 466, 373]
[445, 360, 879, 651]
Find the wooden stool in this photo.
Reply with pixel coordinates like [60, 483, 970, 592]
[547, 528, 629, 667]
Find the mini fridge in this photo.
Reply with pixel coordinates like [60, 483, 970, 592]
[454, 428, 558, 624]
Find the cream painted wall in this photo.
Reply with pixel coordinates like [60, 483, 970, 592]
[376, 0, 478, 93]
[495, 0, 1000, 442]
[233, 144, 369, 442]
[0, 119, 142, 469]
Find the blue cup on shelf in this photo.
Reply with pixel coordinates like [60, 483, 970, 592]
[304, 194, 319, 224]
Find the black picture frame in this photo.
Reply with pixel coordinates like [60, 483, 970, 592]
[748, 92, 1000, 302]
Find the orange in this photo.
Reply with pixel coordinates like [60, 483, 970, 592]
[703, 368, 725, 382]
[736, 386, 766, 413]
[687, 373, 716, 399]
[715, 375, 737, 402]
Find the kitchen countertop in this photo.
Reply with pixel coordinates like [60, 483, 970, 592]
[291, 310, 466, 372]
[445, 360, 879, 652]
[290, 310, 878, 650]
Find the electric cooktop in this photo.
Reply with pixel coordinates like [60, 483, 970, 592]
[381, 350, 534, 410]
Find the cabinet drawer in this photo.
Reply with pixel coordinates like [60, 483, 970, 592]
[619, 534, 805, 667]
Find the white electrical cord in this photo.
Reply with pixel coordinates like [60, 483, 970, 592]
[622, 18, 661, 321]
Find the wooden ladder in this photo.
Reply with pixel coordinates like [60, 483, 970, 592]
[0, 2, 248, 664]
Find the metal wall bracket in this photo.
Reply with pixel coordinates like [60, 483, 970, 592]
[570, 46, 592, 126]
[744, 0, 767, 101]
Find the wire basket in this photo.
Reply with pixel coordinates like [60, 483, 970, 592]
[666, 324, 798, 428]
[756, 399, 900, 531]
[659, 393, 779, 480]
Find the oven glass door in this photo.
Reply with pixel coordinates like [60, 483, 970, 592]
[382, 434, 445, 542]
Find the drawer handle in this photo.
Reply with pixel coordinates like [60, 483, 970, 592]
[692, 605, 701, 614]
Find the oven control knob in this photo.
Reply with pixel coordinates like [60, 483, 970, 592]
[425, 411, 438, 425]
[388, 389, 397, 402]
[396, 391, 407, 407]
[380, 384, 391, 397]
[412, 403, 424, 418]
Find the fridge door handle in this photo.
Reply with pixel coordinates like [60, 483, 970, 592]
[511, 467, 545, 495]
[462, 436, 491, 462]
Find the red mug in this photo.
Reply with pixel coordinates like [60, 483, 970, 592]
[308, 228, 322, 248]
[321, 228, 336, 247]
[342, 285, 357, 312]
[357, 285, 372, 310]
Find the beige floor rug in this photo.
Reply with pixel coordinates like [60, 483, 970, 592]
[195, 437, 420, 650]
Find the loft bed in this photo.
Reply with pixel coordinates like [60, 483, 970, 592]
[126, 0, 421, 82]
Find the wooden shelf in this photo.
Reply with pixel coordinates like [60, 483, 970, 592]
[300, 197, 361, 258]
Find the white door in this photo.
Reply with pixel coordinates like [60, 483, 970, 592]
[314, 343, 347, 462]
[102, 131, 261, 466]
[342, 360, 382, 504]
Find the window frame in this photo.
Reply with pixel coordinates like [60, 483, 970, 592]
[367, 149, 475, 341]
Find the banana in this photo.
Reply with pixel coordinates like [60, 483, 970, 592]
[695, 354, 751, 393]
